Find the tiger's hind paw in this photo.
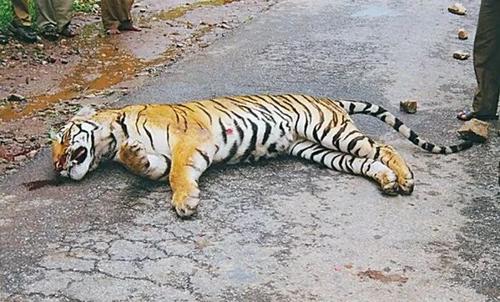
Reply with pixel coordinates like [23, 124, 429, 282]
[377, 170, 399, 196]
[397, 177, 414, 195]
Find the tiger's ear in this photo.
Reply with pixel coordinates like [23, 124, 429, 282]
[71, 106, 96, 121]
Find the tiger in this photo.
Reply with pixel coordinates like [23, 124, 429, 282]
[51, 94, 472, 217]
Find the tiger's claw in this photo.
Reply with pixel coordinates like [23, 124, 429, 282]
[171, 187, 200, 217]
[173, 196, 199, 217]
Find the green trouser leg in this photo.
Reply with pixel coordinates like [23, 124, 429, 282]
[36, 0, 73, 32]
[472, 0, 500, 116]
[12, 0, 32, 27]
[101, 0, 134, 30]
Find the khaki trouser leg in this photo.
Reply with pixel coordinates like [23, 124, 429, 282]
[37, 0, 73, 32]
[36, 0, 56, 30]
[53, 0, 73, 32]
[472, 0, 500, 116]
[101, 0, 134, 30]
[12, 0, 32, 27]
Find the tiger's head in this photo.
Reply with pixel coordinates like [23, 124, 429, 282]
[51, 107, 103, 180]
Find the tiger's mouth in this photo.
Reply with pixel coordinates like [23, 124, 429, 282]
[71, 146, 88, 165]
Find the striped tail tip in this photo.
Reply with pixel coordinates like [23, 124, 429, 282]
[452, 140, 474, 152]
[440, 140, 474, 154]
[421, 140, 474, 154]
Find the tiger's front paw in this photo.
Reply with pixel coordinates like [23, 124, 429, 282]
[119, 139, 150, 171]
[171, 189, 200, 217]
[376, 170, 398, 196]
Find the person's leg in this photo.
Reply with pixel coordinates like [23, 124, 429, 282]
[101, 0, 121, 34]
[472, 0, 500, 117]
[117, 0, 140, 31]
[12, 0, 31, 27]
[53, 0, 75, 35]
[36, 0, 55, 29]
[10, 0, 38, 42]
[36, 0, 59, 40]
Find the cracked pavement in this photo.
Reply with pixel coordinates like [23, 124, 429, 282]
[1, 0, 499, 301]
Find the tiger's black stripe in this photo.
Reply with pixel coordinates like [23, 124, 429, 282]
[142, 119, 155, 150]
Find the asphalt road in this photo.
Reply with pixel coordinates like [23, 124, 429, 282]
[1, 0, 499, 301]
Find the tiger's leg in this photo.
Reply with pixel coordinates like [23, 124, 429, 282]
[118, 139, 171, 181]
[289, 139, 399, 195]
[169, 140, 215, 217]
[321, 122, 414, 194]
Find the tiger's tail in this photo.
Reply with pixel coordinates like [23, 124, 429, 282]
[337, 100, 473, 154]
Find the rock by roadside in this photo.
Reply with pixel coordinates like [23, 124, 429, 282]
[400, 99, 418, 114]
[457, 118, 490, 142]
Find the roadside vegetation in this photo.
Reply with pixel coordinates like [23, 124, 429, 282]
[0, 0, 99, 30]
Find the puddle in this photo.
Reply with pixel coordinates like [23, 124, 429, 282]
[0, 0, 235, 122]
[352, 5, 396, 18]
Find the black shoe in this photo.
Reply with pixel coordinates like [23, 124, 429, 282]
[40, 24, 60, 41]
[7, 23, 38, 43]
[0, 32, 8, 44]
[60, 23, 77, 37]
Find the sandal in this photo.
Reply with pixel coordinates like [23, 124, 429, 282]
[106, 28, 121, 35]
[40, 24, 59, 41]
[457, 109, 499, 121]
[7, 22, 38, 43]
[118, 20, 142, 32]
[60, 23, 77, 37]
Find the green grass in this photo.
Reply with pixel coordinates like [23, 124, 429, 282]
[0, 0, 13, 30]
[0, 0, 98, 31]
[72, 0, 99, 13]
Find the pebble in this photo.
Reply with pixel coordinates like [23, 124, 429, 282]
[453, 51, 470, 60]
[448, 3, 466, 15]
[219, 23, 232, 29]
[14, 137, 27, 143]
[47, 56, 57, 64]
[458, 28, 468, 40]
[457, 118, 489, 142]
[1, 138, 14, 144]
[7, 94, 27, 102]
[400, 99, 418, 114]
[27, 150, 38, 158]
[14, 155, 27, 162]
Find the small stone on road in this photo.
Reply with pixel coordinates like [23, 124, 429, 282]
[448, 3, 466, 15]
[453, 51, 470, 60]
[457, 118, 489, 142]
